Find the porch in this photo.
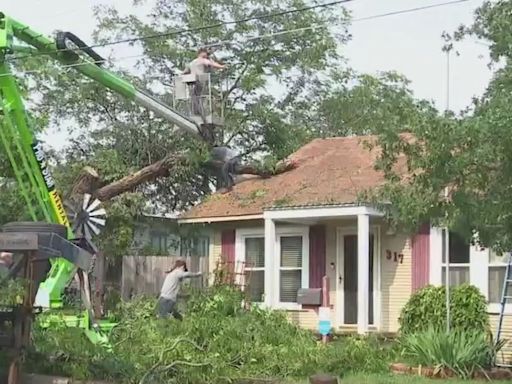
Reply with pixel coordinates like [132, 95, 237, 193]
[257, 205, 390, 334]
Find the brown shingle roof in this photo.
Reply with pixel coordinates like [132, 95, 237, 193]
[181, 135, 393, 220]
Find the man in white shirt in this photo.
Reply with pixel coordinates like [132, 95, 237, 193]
[183, 48, 226, 117]
[184, 47, 226, 76]
[157, 259, 202, 319]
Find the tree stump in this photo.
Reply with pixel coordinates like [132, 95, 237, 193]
[309, 373, 338, 384]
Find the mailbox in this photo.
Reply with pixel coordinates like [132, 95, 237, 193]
[297, 288, 322, 306]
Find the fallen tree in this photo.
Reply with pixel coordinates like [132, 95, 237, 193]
[70, 148, 297, 202]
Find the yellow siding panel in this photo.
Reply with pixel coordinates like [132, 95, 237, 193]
[287, 309, 319, 330]
[380, 233, 412, 333]
[490, 314, 512, 365]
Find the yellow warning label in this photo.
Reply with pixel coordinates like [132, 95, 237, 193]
[49, 190, 70, 228]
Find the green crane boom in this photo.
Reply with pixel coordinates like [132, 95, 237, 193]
[0, 12, 205, 344]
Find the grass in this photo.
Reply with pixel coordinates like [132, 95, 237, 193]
[340, 373, 486, 384]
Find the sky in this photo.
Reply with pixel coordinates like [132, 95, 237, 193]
[2, 0, 492, 149]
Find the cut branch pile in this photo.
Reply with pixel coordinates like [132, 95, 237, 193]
[21, 285, 391, 383]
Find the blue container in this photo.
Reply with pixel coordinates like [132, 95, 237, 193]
[318, 320, 331, 336]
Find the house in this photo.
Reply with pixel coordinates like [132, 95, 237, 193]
[132, 214, 210, 257]
[106, 215, 210, 296]
[178, 136, 512, 360]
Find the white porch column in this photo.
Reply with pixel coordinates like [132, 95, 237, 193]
[264, 218, 276, 308]
[357, 214, 370, 334]
[429, 226, 443, 285]
[470, 241, 489, 299]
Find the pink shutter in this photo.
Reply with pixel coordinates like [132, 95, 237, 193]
[411, 223, 430, 291]
[221, 229, 236, 264]
[309, 225, 326, 288]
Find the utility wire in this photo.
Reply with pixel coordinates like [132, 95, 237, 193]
[1, 0, 476, 78]
[205, 0, 471, 49]
[6, 0, 471, 63]
[6, 0, 354, 62]
[353, 0, 469, 22]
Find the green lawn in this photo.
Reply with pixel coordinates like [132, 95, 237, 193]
[341, 374, 484, 384]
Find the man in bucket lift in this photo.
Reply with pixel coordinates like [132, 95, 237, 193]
[183, 48, 226, 117]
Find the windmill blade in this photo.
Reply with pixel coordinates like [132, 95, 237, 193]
[83, 224, 93, 240]
[87, 221, 101, 235]
[64, 202, 77, 221]
[83, 193, 92, 210]
[86, 198, 101, 213]
[89, 217, 106, 227]
[67, 212, 77, 225]
[65, 194, 107, 241]
[89, 208, 106, 217]
[72, 220, 82, 235]
[64, 201, 77, 215]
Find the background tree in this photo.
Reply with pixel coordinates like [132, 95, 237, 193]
[292, 69, 438, 138]
[367, 0, 512, 252]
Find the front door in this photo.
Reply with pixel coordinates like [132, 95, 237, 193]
[337, 233, 374, 326]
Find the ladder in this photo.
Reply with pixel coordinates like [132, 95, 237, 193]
[495, 253, 512, 367]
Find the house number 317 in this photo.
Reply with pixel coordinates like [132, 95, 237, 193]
[386, 250, 404, 264]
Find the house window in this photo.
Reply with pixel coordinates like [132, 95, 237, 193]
[279, 235, 304, 303]
[245, 237, 265, 302]
[489, 250, 509, 304]
[441, 229, 470, 286]
[235, 227, 309, 308]
[180, 236, 210, 258]
[150, 231, 168, 254]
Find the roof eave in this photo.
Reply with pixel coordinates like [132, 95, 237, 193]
[178, 213, 263, 224]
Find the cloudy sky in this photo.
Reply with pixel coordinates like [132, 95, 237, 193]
[3, 0, 492, 148]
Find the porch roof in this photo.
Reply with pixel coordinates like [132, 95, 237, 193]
[179, 135, 406, 224]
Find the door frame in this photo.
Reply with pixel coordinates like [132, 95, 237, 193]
[335, 226, 381, 329]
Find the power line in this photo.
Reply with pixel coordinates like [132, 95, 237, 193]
[205, 0, 472, 49]
[1, 0, 477, 79]
[352, 0, 469, 22]
[6, 0, 354, 62]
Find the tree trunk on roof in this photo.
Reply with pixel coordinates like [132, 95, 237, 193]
[70, 154, 297, 203]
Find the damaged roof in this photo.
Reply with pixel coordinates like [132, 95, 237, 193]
[180, 135, 399, 220]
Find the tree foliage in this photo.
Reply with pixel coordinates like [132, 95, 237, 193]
[367, 1, 512, 251]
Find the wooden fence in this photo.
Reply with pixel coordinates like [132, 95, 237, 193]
[121, 255, 209, 299]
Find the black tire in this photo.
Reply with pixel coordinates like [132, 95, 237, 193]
[2, 222, 67, 238]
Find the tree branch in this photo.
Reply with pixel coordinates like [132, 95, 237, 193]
[224, 62, 250, 100]
[71, 150, 297, 203]
[207, 158, 297, 178]
[84, 152, 189, 202]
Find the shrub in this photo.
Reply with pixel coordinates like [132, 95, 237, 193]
[399, 284, 489, 334]
[400, 328, 504, 379]
[24, 285, 394, 383]
[0, 278, 28, 306]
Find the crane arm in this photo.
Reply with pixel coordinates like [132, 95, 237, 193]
[4, 13, 202, 139]
[0, 12, 216, 345]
